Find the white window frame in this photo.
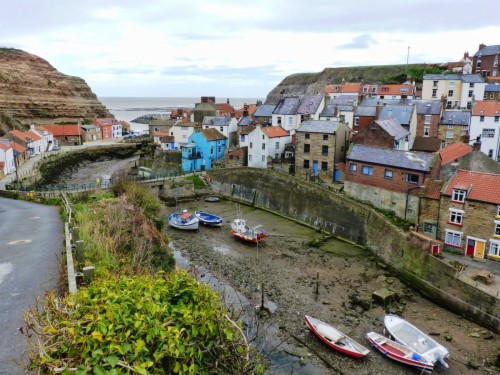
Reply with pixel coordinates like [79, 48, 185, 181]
[495, 220, 500, 236]
[405, 173, 419, 184]
[249, 155, 252, 161]
[349, 163, 357, 172]
[446, 131, 454, 139]
[451, 189, 466, 202]
[362, 165, 373, 176]
[275, 141, 279, 149]
[445, 229, 462, 247]
[482, 129, 495, 138]
[384, 169, 393, 180]
[424, 115, 431, 125]
[449, 209, 464, 225]
[489, 240, 500, 257]
[497, 205, 500, 217]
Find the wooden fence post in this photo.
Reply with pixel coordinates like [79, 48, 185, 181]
[75, 240, 85, 268]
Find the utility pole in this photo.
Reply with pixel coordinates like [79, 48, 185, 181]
[406, 46, 410, 75]
[13, 138, 20, 191]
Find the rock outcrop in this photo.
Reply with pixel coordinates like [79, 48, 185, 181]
[0, 48, 110, 132]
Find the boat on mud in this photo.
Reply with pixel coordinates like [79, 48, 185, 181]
[195, 211, 223, 227]
[384, 314, 449, 368]
[205, 196, 220, 202]
[304, 315, 370, 359]
[230, 218, 266, 243]
[367, 331, 434, 373]
[168, 211, 199, 230]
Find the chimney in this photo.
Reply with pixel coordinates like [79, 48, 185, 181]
[464, 51, 469, 59]
[479, 43, 486, 51]
[473, 136, 481, 151]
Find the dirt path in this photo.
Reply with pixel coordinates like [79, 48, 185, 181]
[165, 199, 498, 374]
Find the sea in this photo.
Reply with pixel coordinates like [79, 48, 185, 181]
[98, 97, 263, 133]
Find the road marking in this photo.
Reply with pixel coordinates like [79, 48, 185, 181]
[0, 262, 13, 285]
[28, 216, 41, 220]
[7, 239, 32, 245]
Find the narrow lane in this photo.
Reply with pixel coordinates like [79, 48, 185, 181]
[0, 197, 62, 374]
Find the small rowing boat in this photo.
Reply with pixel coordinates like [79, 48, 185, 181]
[195, 211, 223, 227]
[168, 211, 199, 230]
[205, 196, 219, 202]
[304, 315, 369, 359]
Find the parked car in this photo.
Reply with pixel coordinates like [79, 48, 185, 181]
[52, 144, 61, 151]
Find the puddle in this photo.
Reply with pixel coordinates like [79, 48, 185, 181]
[7, 239, 32, 245]
[213, 245, 232, 255]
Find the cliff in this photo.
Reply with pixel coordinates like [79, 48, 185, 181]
[0, 48, 110, 133]
[265, 63, 439, 103]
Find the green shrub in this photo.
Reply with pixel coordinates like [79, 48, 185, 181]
[184, 175, 205, 189]
[24, 270, 263, 374]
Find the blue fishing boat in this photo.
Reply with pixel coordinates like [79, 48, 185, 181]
[168, 211, 199, 230]
[195, 211, 223, 227]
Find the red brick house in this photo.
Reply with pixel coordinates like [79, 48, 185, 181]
[345, 145, 437, 221]
[42, 125, 83, 146]
[352, 118, 410, 150]
[472, 44, 500, 78]
[438, 170, 500, 261]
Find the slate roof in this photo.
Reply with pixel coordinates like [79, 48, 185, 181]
[374, 118, 410, 140]
[472, 101, 500, 116]
[330, 95, 358, 105]
[201, 128, 227, 141]
[297, 120, 341, 134]
[262, 126, 289, 138]
[273, 97, 301, 115]
[411, 137, 442, 152]
[438, 142, 472, 165]
[80, 124, 100, 131]
[202, 116, 232, 127]
[347, 145, 435, 172]
[354, 106, 376, 116]
[440, 110, 470, 125]
[443, 170, 500, 204]
[297, 94, 324, 114]
[253, 104, 276, 117]
[320, 104, 338, 118]
[238, 116, 253, 126]
[408, 99, 442, 115]
[485, 83, 500, 92]
[423, 74, 484, 83]
[378, 105, 414, 125]
[359, 97, 401, 107]
[474, 44, 500, 57]
[240, 125, 256, 135]
[460, 74, 485, 83]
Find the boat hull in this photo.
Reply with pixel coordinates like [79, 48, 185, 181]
[195, 211, 223, 227]
[304, 315, 369, 359]
[230, 219, 266, 243]
[367, 332, 434, 373]
[168, 212, 199, 230]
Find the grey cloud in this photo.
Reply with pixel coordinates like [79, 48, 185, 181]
[338, 34, 378, 50]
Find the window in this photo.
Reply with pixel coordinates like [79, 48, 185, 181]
[495, 116, 499, 123]
[405, 173, 419, 184]
[488, 149, 493, 158]
[480, 116, 485, 122]
[304, 144, 310, 153]
[277, 117, 282, 124]
[452, 189, 466, 202]
[321, 161, 328, 171]
[497, 205, 500, 216]
[476, 59, 481, 68]
[424, 115, 431, 125]
[249, 155, 252, 161]
[362, 165, 373, 176]
[205, 125, 209, 129]
[210, 147, 214, 155]
[449, 209, 464, 225]
[250, 142, 253, 149]
[322, 145, 328, 156]
[262, 155, 265, 162]
[482, 129, 495, 138]
[432, 89, 437, 98]
[445, 230, 462, 247]
[446, 101, 452, 109]
[469, 83, 474, 88]
[349, 163, 357, 172]
[384, 169, 393, 180]
[354, 117, 359, 126]
[449, 81, 454, 87]
[323, 134, 329, 140]
[468, 90, 473, 98]
[218, 147, 221, 153]
[305, 133, 310, 139]
[424, 126, 430, 137]
[275, 141, 279, 149]
[467, 101, 472, 110]
[495, 221, 500, 236]
[262, 143, 265, 150]
[433, 80, 438, 87]
[288, 117, 293, 125]
[489, 241, 500, 257]
[448, 90, 454, 97]
[241, 135, 246, 142]
[262, 135, 265, 140]
[219, 127, 224, 132]
[303, 159, 310, 169]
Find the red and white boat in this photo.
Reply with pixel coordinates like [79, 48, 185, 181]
[367, 331, 434, 373]
[230, 218, 266, 243]
[304, 315, 369, 359]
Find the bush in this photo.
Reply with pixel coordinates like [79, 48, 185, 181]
[24, 271, 263, 374]
[184, 175, 205, 189]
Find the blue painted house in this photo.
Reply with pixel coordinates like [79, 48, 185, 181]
[181, 128, 227, 172]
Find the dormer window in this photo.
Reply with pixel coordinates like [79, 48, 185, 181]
[451, 189, 466, 203]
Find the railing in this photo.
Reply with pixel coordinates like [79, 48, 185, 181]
[62, 193, 77, 293]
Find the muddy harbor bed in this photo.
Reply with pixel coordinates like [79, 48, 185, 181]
[165, 198, 499, 375]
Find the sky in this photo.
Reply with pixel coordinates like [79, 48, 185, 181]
[1, 0, 499, 98]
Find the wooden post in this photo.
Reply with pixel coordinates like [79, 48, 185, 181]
[72, 226, 79, 242]
[75, 240, 85, 268]
[261, 283, 265, 311]
[83, 266, 95, 285]
[315, 272, 320, 295]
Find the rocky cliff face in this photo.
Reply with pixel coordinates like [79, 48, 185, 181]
[0, 48, 110, 131]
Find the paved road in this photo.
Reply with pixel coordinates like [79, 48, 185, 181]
[0, 198, 62, 374]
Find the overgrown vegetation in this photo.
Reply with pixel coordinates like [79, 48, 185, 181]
[375, 208, 415, 232]
[24, 271, 262, 374]
[184, 175, 205, 189]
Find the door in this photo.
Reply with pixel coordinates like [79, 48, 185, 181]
[465, 239, 475, 257]
[313, 161, 318, 176]
[474, 241, 485, 259]
[431, 244, 440, 255]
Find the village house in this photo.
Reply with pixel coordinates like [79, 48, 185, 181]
[437, 170, 500, 261]
[6, 129, 42, 158]
[408, 99, 443, 138]
[42, 124, 83, 146]
[325, 82, 362, 99]
[153, 131, 175, 151]
[247, 125, 291, 169]
[472, 44, 500, 78]
[345, 145, 436, 222]
[295, 120, 350, 181]
[483, 83, 500, 100]
[271, 97, 301, 132]
[0, 139, 15, 177]
[181, 128, 227, 172]
[296, 94, 325, 123]
[148, 119, 176, 139]
[352, 105, 377, 133]
[234, 103, 257, 119]
[353, 118, 411, 151]
[378, 104, 417, 144]
[469, 101, 500, 161]
[252, 104, 276, 126]
[191, 97, 218, 123]
[80, 124, 102, 142]
[202, 116, 238, 146]
[30, 125, 55, 152]
[446, 52, 473, 74]
[438, 110, 470, 146]
[93, 118, 122, 139]
[319, 95, 357, 127]
[373, 83, 415, 100]
[170, 108, 192, 121]
[169, 122, 199, 150]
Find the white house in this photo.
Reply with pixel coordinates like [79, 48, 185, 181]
[247, 125, 292, 168]
[272, 97, 300, 132]
[202, 116, 237, 141]
[0, 138, 15, 176]
[470, 101, 500, 161]
[169, 122, 199, 149]
[30, 125, 55, 152]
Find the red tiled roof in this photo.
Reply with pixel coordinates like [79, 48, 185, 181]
[472, 101, 500, 116]
[437, 142, 472, 165]
[11, 141, 26, 152]
[0, 140, 10, 151]
[325, 84, 342, 93]
[26, 130, 42, 141]
[234, 104, 257, 118]
[261, 126, 289, 138]
[42, 125, 82, 136]
[443, 170, 500, 204]
[377, 84, 413, 96]
[340, 83, 362, 94]
[93, 118, 118, 127]
[422, 179, 442, 200]
[154, 131, 170, 137]
[216, 103, 235, 116]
